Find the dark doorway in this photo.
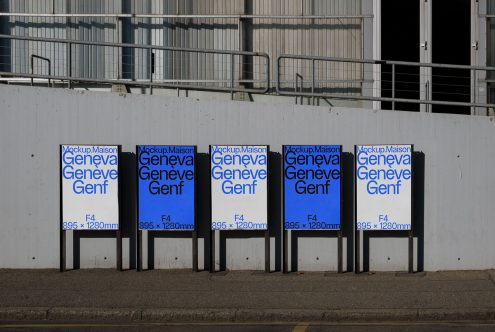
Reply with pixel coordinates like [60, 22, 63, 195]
[0, 1, 10, 73]
[381, 0, 420, 112]
[432, 0, 471, 114]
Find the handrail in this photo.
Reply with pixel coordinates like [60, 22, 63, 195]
[3, 34, 495, 113]
[277, 54, 495, 112]
[0, 13, 373, 20]
[30, 54, 51, 87]
[0, 34, 270, 95]
[0, 34, 268, 57]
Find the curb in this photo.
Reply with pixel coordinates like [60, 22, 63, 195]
[1, 307, 495, 323]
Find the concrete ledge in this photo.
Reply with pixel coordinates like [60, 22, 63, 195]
[1, 307, 494, 323]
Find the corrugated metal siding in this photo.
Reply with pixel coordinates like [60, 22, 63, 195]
[8, 0, 121, 78]
[4, 0, 364, 89]
[137, 0, 241, 87]
[252, 0, 363, 91]
[68, 0, 121, 79]
[9, 0, 68, 76]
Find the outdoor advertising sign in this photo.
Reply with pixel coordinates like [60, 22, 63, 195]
[283, 145, 341, 230]
[61, 145, 119, 230]
[355, 144, 413, 231]
[137, 145, 196, 231]
[210, 145, 268, 230]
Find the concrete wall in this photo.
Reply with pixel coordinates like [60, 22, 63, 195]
[1, 85, 495, 271]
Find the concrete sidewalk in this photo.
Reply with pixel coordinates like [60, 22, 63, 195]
[0, 269, 494, 323]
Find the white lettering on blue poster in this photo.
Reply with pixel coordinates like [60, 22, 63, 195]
[61, 145, 119, 230]
[211, 145, 268, 230]
[356, 144, 412, 231]
[137, 145, 195, 231]
[284, 145, 341, 230]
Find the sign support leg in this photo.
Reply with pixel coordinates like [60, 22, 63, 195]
[283, 230, 288, 273]
[116, 230, 122, 271]
[338, 230, 343, 273]
[355, 230, 360, 274]
[60, 230, 66, 272]
[192, 230, 198, 272]
[137, 230, 142, 271]
[210, 230, 215, 273]
[264, 230, 270, 273]
[408, 230, 414, 273]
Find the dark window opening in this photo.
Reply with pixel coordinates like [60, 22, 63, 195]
[381, 0, 420, 112]
[0, 1, 10, 73]
[486, 1, 495, 106]
[431, 0, 471, 114]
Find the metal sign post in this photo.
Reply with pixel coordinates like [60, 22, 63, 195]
[60, 144, 122, 272]
[209, 145, 270, 273]
[136, 145, 198, 272]
[282, 145, 343, 273]
[354, 144, 414, 274]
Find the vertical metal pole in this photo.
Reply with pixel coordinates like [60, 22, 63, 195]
[116, 230, 122, 271]
[392, 63, 396, 110]
[60, 145, 66, 272]
[30, 56, 34, 86]
[60, 230, 66, 272]
[311, 59, 315, 105]
[149, 48, 153, 95]
[300, 84, 303, 105]
[192, 230, 198, 272]
[136, 145, 141, 271]
[116, 16, 120, 79]
[49, 60, 52, 88]
[264, 230, 270, 273]
[210, 230, 215, 273]
[337, 230, 343, 273]
[295, 74, 298, 105]
[355, 230, 360, 274]
[117, 145, 123, 271]
[283, 230, 288, 273]
[68, 42, 72, 89]
[193, 145, 198, 272]
[472, 70, 477, 115]
[231, 53, 234, 100]
[425, 79, 430, 113]
[137, 230, 142, 271]
[408, 230, 414, 273]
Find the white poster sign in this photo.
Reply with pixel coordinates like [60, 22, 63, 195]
[61, 145, 119, 230]
[211, 145, 268, 230]
[356, 144, 412, 231]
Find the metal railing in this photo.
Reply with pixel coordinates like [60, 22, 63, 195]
[2, 34, 495, 114]
[30, 54, 51, 87]
[0, 12, 372, 20]
[0, 34, 270, 98]
[276, 54, 495, 113]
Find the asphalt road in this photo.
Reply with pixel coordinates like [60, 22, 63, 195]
[1, 322, 495, 332]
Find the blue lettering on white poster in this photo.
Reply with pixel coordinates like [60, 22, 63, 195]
[210, 145, 268, 230]
[356, 144, 412, 231]
[61, 145, 119, 230]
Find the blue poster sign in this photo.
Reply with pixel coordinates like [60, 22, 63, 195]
[137, 145, 195, 231]
[283, 145, 341, 230]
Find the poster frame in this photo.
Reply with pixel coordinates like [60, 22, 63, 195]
[281, 144, 343, 273]
[354, 144, 415, 274]
[135, 145, 198, 272]
[209, 144, 270, 273]
[59, 144, 122, 272]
